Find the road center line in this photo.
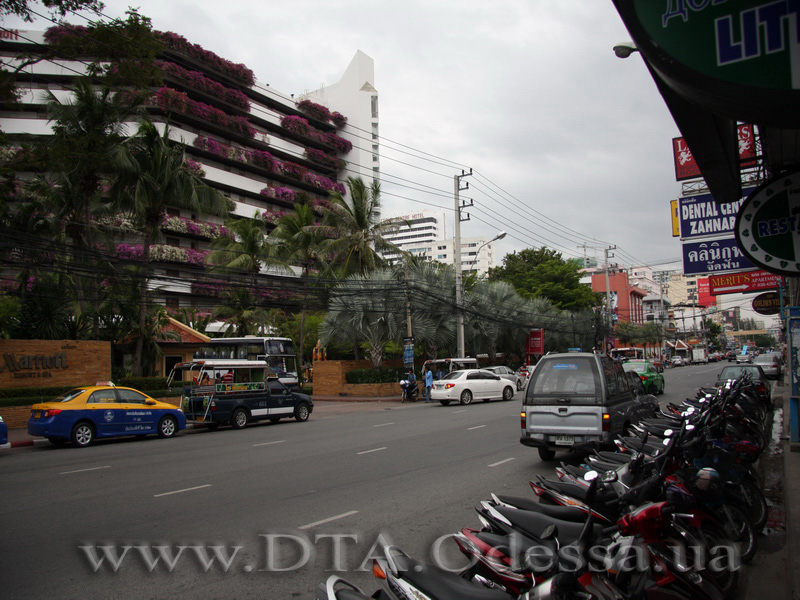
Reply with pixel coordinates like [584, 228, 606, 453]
[299, 510, 359, 530]
[373, 422, 395, 427]
[154, 484, 211, 498]
[253, 440, 286, 447]
[453, 410, 467, 413]
[357, 447, 387, 455]
[468, 425, 486, 430]
[489, 458, 516, 468]
[59, 465, 111, 475]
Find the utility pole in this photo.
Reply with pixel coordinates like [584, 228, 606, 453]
[603, 245, 616, 353]
[454, 169, 472, 359]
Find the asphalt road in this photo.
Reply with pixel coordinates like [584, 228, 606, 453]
[0, 363, 732, 599]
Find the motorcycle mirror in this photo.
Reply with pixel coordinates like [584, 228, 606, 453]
[663, 429, 674, 437]
[600, 471, 618, 483]
[584, 470, 598, 482]
[540, 523, 558, 541]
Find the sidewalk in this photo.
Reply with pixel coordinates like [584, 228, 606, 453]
[737, 374, 797, 600]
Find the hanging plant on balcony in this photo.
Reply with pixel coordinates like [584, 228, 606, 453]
[157, 30, 255, 87]
[153, 87, 256, 138]
[260, 187, 296, 202]
[156, 60, 251, 111]
[305, 148, 346, 170]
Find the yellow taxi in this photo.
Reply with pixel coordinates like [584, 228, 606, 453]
[27, 383, 186, 448]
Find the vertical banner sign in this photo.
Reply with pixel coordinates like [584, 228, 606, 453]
[788, 308, 800, 442]
[403, 337, 414, 369]
[670, 199, 680, 237]
[527, 329, 544, 355]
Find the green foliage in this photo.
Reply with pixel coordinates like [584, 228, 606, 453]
[1, 0, 104, 23]
[0, 294, 20, 339]
[345, 367, 406, 384]
[488, 246, 598, 311]
[0, 377, 172, 408]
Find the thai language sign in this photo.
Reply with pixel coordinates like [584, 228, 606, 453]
[678, 189, 752, 240]
[682, 237, 755, 275]
[708, 270, 783, 296]
[527, 329, 544, 355]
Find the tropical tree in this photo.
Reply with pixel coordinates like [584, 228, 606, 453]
[212, 286, 267, 337]
[209, 216, 272, 284]
[466, 280, 525, 363]
[320, 269, 404, 368]
[401, 260, 456, 359]
[313, 177, 401, 277]
[269, 202, 327, 371]
[43, 78, 145, 331]
[111, 120, 229, 375]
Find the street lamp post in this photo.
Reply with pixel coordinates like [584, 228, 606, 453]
[465, 231, 506, 276]
[455, 230, 507, 358]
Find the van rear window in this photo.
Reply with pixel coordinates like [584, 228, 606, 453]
[525, 357, 600, 403]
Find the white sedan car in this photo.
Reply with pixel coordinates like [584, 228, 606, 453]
[431, 369, 516, 406]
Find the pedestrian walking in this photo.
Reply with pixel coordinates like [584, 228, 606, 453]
[424, 367, 434, 403]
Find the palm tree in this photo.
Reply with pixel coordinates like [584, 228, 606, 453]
[111, 120, 229, 375]
[398, 260, 456, 359]
[44, 78, 145, 331]
[312, 177, 402, 277]
[213, 286, 268, 337]
[320, 269, 404, 368]
[467, 280, 525, 363]
[208, 216, 273, 284]
[269, 202, 327, 372]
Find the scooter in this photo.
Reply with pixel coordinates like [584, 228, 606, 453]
[400, 379, 419, 402]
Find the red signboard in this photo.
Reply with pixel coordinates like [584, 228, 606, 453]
[708, 270, 783, 296]
[697, 277, 716, 309]
[527, 329, 544, 355]
[673, 124, 756, 181]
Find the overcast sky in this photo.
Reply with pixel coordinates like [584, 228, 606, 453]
[6, 1, 776, 324]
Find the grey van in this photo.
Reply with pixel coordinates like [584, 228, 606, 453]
[519, 353, 656, 460]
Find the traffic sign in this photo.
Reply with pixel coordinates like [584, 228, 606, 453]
[708, 270, 783, 296]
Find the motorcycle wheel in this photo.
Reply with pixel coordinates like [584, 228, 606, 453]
[698, 524, 740, 599]
[720, 504, 757, 563]
[737, 481, 768, 530]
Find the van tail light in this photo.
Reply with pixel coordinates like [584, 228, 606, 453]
[520, 411, 526, 429]
[209, 400, 217, 412]
[639, 375, 647, 382]
[602, 413, 611, 432]
[43, 409, 62, 418]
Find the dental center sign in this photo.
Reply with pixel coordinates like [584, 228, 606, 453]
[678, 191, 750, 239]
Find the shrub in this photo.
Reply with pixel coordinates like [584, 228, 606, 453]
[345, 367, 408, 384]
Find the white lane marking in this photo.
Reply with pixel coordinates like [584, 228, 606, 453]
[489, 458, 516, 468]
[253, 440, 286, 447]
[59, 465, 111, 475]
[453, 410, 467, 414]
[357, 447, 387, 455]
[299, 510, 359, 530]
[373, 422, 395, 427]
[154, 484, 212, 498]
[468, 425, 486, 430]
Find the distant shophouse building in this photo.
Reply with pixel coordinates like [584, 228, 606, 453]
[0, 27, 375, 311]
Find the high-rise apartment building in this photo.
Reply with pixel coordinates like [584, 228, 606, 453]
[0, 26, 374, 310]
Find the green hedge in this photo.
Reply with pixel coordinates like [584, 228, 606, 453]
[0, 377, 175, 409]
[345, 367, 409, 384]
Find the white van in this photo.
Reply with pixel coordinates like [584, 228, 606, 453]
[422, 357, 479, 377]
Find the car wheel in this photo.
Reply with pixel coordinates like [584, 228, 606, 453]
[158, 416, 178, 438]
[231, 408, 248, 429]
[502, 386, 514, 401]
[440, 400, 450, 406]
[516, 379, 523, 391]
[71, 422, 94, 448]
[460, 390, 473, 405]
[659, 381, 665, 395]
[294, 403, 310, 422]
[648, 383, 658, 395]
[47, 437, 67, 446]
[538, 447, 556, 461]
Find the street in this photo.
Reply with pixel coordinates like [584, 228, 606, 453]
[0, 363, 736, 599]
